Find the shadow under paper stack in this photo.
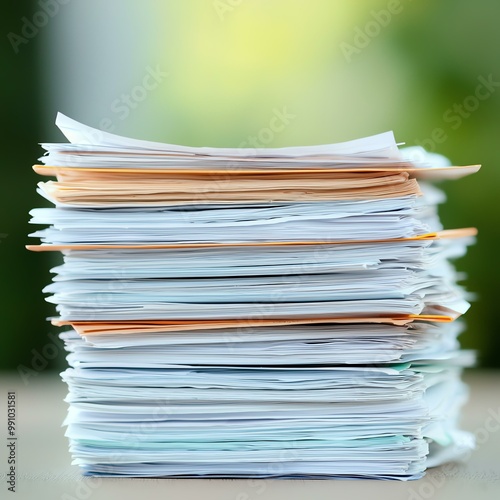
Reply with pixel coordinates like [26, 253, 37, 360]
[27, 113, 479, 479]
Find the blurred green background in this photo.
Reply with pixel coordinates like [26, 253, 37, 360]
[1, 0, 498, 373]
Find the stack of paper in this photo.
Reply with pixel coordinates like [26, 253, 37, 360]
[28, 113, 479, 480]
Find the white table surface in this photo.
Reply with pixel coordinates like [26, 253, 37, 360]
[1, 371, 499, 500]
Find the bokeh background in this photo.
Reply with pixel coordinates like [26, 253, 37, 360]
[1, 0, 498, 372]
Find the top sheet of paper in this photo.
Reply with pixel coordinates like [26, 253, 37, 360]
[36, 114, 480, 180]
[51, 113, 402, 158]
